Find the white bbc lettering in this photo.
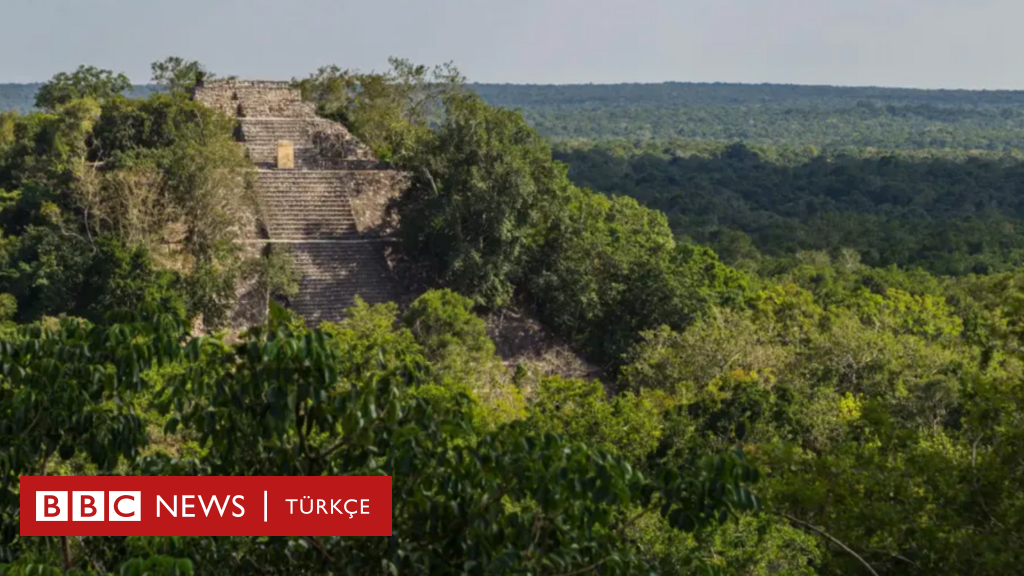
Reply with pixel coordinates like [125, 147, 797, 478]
[36, 491, 68, 521]
[108, 491, 141, 521]
[72, 491, 105, 521]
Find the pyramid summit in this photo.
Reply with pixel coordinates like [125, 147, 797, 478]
[193, 79, 405, 326]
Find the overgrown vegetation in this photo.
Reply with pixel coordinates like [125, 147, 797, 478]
[0, 296, 761, 575]
[1, 59, 1023, 575]
[295, 61, 1024, 574]
[0, 58, 259, 328]
[474, 82, 1024, 150]
[556, 139, 1024, 276]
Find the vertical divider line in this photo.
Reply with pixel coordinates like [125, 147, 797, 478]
[264, 491, 267, 522]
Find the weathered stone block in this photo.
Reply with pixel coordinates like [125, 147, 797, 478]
[347, 171, 408, 235]
[277, 141, 295, 169]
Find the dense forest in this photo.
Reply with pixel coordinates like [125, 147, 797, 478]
[1, 61, 1023, 575]
[555, 140, 1024, 275]
[7, 80, 1024, 149]
[473, 83, 1024, 149]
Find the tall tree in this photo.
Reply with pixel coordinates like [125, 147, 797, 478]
[150, 56, 215, 95]
[34, 66, 132, 111]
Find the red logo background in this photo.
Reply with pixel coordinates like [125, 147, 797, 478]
[20, 476, 392, 536]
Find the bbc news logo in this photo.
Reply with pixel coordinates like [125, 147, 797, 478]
[36, 491, 250, 523]
[21, 476, 392, 537]
[36, 491, 141, 522]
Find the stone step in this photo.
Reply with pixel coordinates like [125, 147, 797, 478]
[265, 211, 355, 218]
[256, 181, 380, 187]
[258, 196, 354, 205]
[239, 118, 369, 148]
[264, 216, 354, 224]
[239, 102, 316, 119]
[258, 191, 353, 198]
[258, 182, 353, 186]
[193, 83, 314, 119]
[255, 168, 359, 241]
[259, 200, 353, 208]
[252, 161, 386, 171]
[256, 182, 353, 188]
[272, 241, 399, 326]
[258, 194, 355, 200]
[267, 230, 357, 236]
[259, 195, 352, 202]
[247, 147, 317, 161]
[247, 152, 383, 170]
[266, 218, 356, 227]
[258, 197, 352, 206]
[256, 183, 353, 190]
[255, 170, 397, 179]
[259, 198, 353, 205]
[258, 197, 353, 209]
[266, 222, 356, 230]
[257, 190, 352, 196]
[262, 211, 354, 217]
[255, 168, 395, 175]
[266, 213, 355, 219]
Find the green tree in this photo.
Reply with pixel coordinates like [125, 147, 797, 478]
[150, 57, 215, 94]
[527, 375, 669, 463]
[395, 92, 573, 307]
[0, 293, 15, 323]
[34, 66, 131, 111]
[402, 289, 524, 425]
[294, 57, 462, 162]
[246, 244, 299, 313]
[0, 306, 760, 574]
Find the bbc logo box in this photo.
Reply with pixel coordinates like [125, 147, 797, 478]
[21, 476, 393, 537]
[36, 491, 141, 522]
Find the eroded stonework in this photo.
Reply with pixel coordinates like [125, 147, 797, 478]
[193, 80, 405, 326]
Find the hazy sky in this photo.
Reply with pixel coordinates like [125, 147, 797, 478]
[1, 0, 1020, 88]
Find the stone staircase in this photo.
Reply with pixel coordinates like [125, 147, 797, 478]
[240, 118, 382, 170]
[287, 241, 398, 325]
[255, 170, 359, 239]
[192, 80, 403, 326]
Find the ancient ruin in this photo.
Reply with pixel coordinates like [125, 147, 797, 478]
[192, 80, 405, 326]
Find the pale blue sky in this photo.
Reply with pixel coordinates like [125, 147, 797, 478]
[1, 0, 1020, 88]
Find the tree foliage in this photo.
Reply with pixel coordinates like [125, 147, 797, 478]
[395, 92, 572, 308]
[293, 58, 462, 163]
[0, 299, 760, 574]
[34, 66, 132, 112]
[0, 61, 257, 327]
[299, 59, 1024, 573]
[474, 82, 1024, 150]
[557, 140, 1024, 276]
[299, 60, 749, 368]
[150, 57, 215, 95]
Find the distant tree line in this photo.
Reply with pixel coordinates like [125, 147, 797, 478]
[556, 139, 1024, 276]
[7, 79, 1024, 150]
[475, 83, 1024, 149]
